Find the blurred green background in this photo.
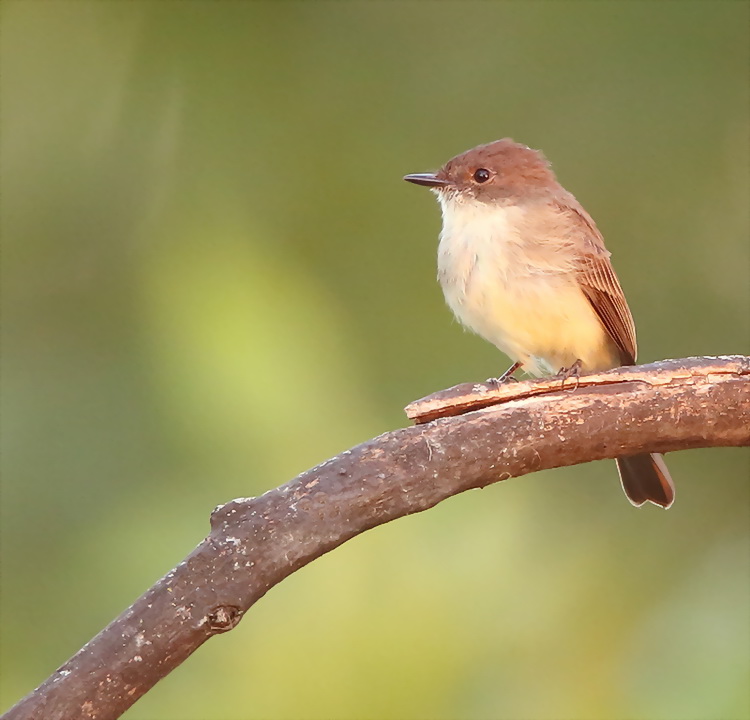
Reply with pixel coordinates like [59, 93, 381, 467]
[2, 2, 749, 719]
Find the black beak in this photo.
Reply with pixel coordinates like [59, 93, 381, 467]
[403, 173, 451, 188]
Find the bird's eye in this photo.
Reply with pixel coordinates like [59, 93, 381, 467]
[473, 168, 491, 183]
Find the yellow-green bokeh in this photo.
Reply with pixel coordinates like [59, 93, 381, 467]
[1, 2, 748, 719]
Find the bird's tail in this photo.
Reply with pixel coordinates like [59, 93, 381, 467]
[616, 453, 675, 508]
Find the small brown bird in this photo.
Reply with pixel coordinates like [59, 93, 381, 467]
[404, 138, 674, 508]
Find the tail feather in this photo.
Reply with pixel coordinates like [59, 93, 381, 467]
[616, 453, 675, 509]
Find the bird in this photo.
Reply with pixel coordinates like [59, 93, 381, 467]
[404, 138, 674, 508]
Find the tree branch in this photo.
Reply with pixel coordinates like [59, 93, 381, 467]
[4, 356, 749, 720]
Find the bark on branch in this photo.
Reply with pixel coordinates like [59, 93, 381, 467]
[4, 355, 749, 720]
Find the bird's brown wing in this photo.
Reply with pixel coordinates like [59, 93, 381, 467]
[553, 195, 637, 365]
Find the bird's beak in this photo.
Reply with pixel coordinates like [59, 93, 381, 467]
[403, 173, 451, 188]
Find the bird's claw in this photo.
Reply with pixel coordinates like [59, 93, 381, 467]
[557, 359, 583, 390]
[486, 361, 522, 388]
[486, 374, 518, 388]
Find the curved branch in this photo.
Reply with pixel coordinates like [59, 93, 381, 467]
[4, 356, 749, 720]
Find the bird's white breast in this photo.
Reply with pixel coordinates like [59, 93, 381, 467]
[435, 193, 612, 375]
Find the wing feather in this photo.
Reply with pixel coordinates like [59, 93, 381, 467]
[553, 195, 637, 365]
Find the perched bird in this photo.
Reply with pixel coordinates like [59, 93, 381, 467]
[404, 138, 674, 508]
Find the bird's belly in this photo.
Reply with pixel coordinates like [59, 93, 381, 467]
[439, 244, 617, 376]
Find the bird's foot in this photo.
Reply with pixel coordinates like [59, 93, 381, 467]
[486, 361, 522, 388]
[557, 359, 583, 390]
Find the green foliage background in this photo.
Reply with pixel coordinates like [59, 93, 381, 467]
[2, 2, 749, 719]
